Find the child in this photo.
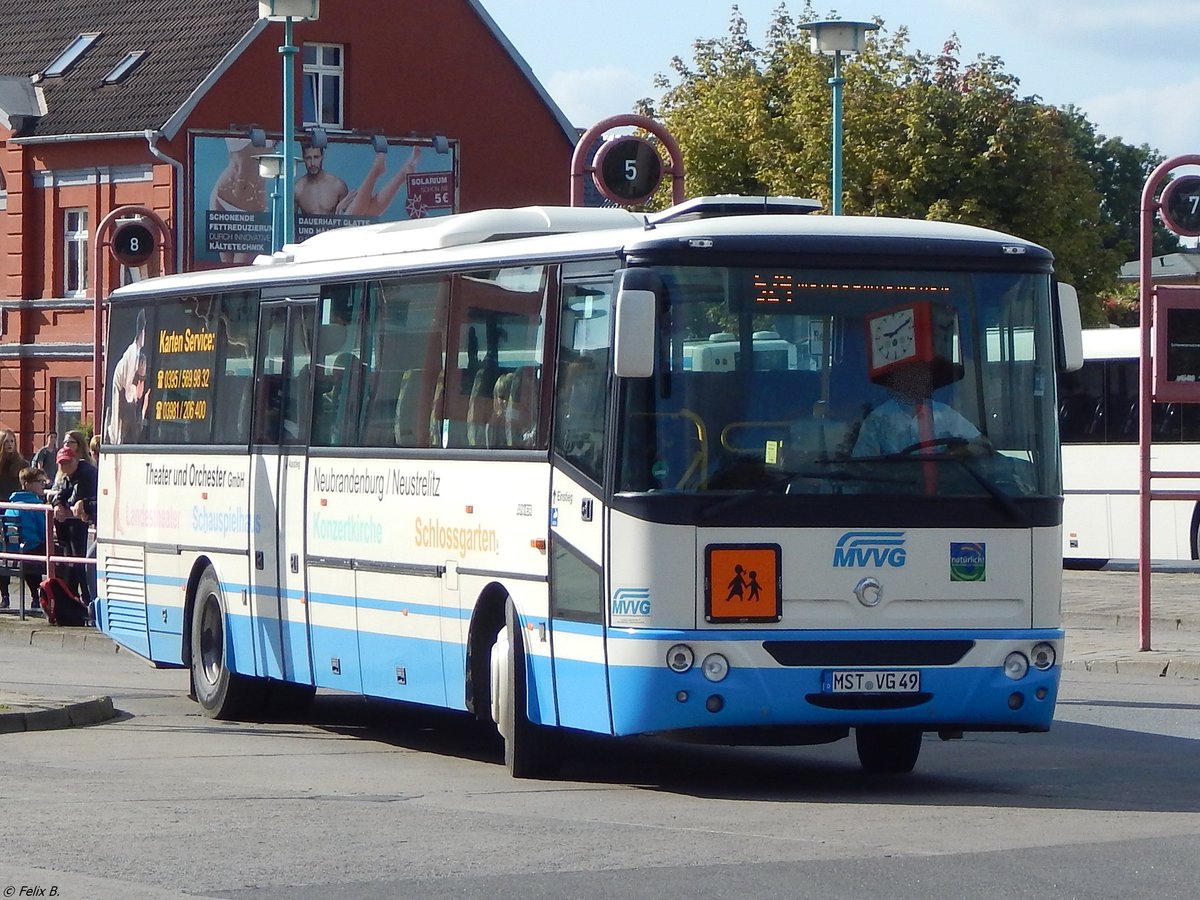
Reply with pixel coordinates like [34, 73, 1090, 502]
[4, 466, 50, 610]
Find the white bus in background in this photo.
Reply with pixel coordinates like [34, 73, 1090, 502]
[96, 196, 1079, 779]
[1059, 326, 1200, 567]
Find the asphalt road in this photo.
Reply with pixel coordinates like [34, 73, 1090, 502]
[1, 640, 1198, 900]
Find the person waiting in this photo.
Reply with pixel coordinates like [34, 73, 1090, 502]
[4, 466, 51, 610]
[50, 446, 97, 604]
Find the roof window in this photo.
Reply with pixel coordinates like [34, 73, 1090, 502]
[103, 50, 148, 85]
[43, 33, 102, 78]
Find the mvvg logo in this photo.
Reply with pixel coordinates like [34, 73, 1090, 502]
[611, 587, 652, 617]
[833, 531, 907, 568]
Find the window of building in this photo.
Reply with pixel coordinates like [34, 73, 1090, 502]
[44, 33, 102, 78]
[64, 208, 88, 296]
[103, 51, 148, 85]
[302, 43, 344, 129]
[54, 378, 82, 439]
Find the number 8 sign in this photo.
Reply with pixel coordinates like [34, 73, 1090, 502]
[593, 136, 663, 205]
[112, 220, 157, 267]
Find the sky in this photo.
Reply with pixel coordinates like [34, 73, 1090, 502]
[480, 0, 1200, 160]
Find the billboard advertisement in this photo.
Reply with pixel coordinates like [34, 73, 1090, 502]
[191, 133, 457, 266]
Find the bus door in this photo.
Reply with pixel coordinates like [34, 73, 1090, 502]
[249, 299, 316, 687]
[547, 276, 616, 734]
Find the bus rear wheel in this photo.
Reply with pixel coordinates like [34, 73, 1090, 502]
[190, 568, 265, 719]
[490, 603, 558, 779]
[855, 726, 922, 774]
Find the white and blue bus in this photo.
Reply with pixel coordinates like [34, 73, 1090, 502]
[96, 197, 1080, 777]
[1059, 326, 1200, 566]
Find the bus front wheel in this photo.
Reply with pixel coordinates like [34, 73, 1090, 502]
[490, 603, 558, 779]
[190, 568, 264, 719]
[855, 726, 922, 774]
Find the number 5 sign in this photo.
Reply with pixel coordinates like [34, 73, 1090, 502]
[593, 136, 662, 205]
[570, 114, 685, 207]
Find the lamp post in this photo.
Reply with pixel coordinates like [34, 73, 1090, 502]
[254, 152, 285, 251]
[799, 20, 878, 215]
[258, 0, 320, 251]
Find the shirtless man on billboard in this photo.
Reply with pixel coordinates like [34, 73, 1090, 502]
[294, 144, 349, 215]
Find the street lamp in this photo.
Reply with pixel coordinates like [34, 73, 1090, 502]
[799, 20, 878, 215]
[258, 0, 320, 250]
[254, 151, 285, 252]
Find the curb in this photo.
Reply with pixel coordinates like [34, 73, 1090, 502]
[0, 695, 117, 734]
[0, 619, 122, 655]
[1062, 656, 1200, 680]
[1065, 614, 1200, 634]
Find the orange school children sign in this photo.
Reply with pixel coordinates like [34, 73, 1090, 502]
[705, 544, 782, 623]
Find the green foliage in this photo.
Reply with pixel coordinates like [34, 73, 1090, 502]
[641, 4, 1162, 325]
[1096, 280, 1140, 328]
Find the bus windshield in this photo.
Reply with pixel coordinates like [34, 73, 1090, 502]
[617, 265, 1059, 499]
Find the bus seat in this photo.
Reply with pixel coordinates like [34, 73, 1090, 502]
[466, 366, 498, 447]
[361, 365, 406, 446]
[489, 366, 538, 448]
[392, 369, 424, 447]
[1153, 402, 1180, 439]
[1058, 395, 1103, 441]
[253, 373, 284, 443]
[1119, 400, 1139, 441]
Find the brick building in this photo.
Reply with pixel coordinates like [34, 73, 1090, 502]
[0, 0, 577, 455]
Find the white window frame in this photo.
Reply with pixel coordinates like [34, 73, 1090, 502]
[103, 50, 148, 85]
[44, 33, 101, 78]
[302, 43, 345, 129]
[54, 378, 82, 438]
[64, 208, 89, 296]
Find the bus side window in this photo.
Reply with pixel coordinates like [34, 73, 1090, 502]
[445, 267, 547, 450]
[356, 276, 449, 449]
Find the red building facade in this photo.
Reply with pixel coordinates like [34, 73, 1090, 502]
[0, 0, 577, 456]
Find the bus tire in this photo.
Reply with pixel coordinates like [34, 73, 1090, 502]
[855, 726, 922, 774]
[190, 567, 265, 720]
[491, 603, 558, 779]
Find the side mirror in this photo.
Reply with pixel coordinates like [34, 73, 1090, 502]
[613, 270, 659, 378]
[1056, 282, 1083, 372]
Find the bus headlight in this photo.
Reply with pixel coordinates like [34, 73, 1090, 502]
[1004, 651, 1029, 681]
[701, 653, 729, 682]
[666, 644, 694, 673]
[1031, 642, 1056, 671]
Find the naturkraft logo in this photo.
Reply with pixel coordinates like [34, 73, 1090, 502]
[833, 531, 907, 568]
[950, 542, 987, 581]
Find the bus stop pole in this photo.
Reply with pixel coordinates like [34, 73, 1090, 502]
[1138, 164, 1158, 652]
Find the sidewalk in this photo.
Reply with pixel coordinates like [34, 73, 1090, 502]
[0, 568, 1197, 733]
[1059, 568, 1200, 679]
[0, 604, 122, 733]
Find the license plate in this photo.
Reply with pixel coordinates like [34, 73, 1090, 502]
[824, 669, 921, 693]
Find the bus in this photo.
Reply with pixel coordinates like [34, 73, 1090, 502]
[1059, 326, 1200, 566]
[96, 196, 1080, 777]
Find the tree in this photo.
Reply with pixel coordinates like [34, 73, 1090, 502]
[1058, 105, 1175, 261]
[640, 4, 1137, 320]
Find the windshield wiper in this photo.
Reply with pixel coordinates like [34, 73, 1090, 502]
[880, 452, 1022, 519]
